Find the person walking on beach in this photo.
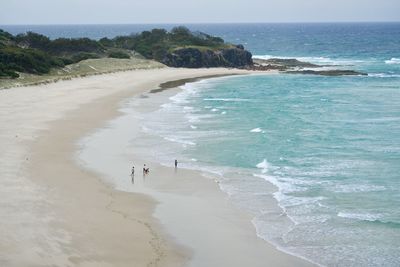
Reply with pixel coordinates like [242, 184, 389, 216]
[131, 165, 135, 184]
[143, 164, 149, 174]
[175, 159, 178, 168]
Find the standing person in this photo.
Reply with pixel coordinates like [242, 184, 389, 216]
[174, 159, 178, 168]
[143, 164, 149, 174]
[131, 165, 135, 184]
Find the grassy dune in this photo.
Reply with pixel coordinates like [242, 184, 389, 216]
[0, 56, 165, 89]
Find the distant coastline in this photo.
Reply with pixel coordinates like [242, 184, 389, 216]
[1, 24, 370, 89]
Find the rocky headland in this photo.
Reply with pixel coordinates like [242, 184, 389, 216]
[1, 26, 367, 87]
[162, 45, 252, 68]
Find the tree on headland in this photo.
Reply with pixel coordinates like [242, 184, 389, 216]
[0, 26, 252, 79]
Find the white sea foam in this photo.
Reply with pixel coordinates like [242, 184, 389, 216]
[253, 54, 364, 66]
[203, 98, 252, 102]
[256, 159, 270, 173]
[190, 125, 197, 129]
[168, 82, 204, 105]
[187, 114, 215, 123]
[385, 58, 400, 64]
[331, 184, 386, 193]
[169, 93, 190, 105]
[368, 73, 400, 78]
[337, 212, 382, 222]
[250, 127, 263, 133]
[253, 173, 325, 210]
[164, 137, 196, 146]
[254, 173, 281, 190]
[282, 196, 326, 208]
[252, 173, 293, 217]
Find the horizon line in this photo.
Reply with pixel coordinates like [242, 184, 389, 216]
[1, 21, 400, 26]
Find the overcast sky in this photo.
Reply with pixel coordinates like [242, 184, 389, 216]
[1, 0, 399, 25]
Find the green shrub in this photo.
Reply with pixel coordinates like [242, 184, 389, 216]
[0, 27, 232, 78]
[0, 29, 14, 44]
[48, 38, 104, 54]
[99, 37, 115, 47]
[70, 52, 100, 63]
[0, 45, 65, 78]
[110, 26, 227, 60]
[15, 32, 51, 50]
[108, 51, 130, 59]
[0, 62, 19, 78]
[59, 57, 74, 65]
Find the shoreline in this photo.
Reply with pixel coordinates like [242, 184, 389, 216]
[0, 67, 312, 266]
[76, 72, 315, 266]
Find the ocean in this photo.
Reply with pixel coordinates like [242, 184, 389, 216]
[4, 23, 400, 266]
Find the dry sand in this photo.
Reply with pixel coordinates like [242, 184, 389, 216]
[0, 68, 313, 266]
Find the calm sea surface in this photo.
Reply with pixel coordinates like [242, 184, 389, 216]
[3, 23, 400, 266]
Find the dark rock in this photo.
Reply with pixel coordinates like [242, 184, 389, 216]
[248, 64, 287, 71]
[251, 57, 367, 76]
[253, 58, 319, 68]
[221, 48, 253, 67]
[162, 47, 253, 68]
[286, 69, 367, 76]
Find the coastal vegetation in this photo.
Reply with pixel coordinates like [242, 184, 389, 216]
[0, 27, 252, 79]
[0, 26, 366, 84]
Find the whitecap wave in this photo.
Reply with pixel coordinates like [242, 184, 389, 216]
[203, 98, 252, 102]
[385, 58, 400, 64]
[253, 54, 364, 66]
[337, 212, 382, 222]
[331, 184, 386, 193]
[256, 159, 270, 173]
[187, 113, 215, 123]
[368, 73, 400, 78]
[168, 80, 208, 105]
[250, 127, 263, 133]
[164, 137, 196, 146]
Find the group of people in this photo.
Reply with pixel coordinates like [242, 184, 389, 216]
[130, 159, 178, 176]
[130, 164, 149, 175]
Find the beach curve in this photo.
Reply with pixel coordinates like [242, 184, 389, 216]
[0, 67, 312, 266]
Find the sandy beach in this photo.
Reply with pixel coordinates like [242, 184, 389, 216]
[0, 68, 313, 266]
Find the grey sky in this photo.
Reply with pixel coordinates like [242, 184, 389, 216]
[1, 0, 399, 24]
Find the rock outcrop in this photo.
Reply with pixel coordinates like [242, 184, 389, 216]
[286, 69, 367, 76]
[253, 58, 319, 69]
[162, 46, 253, 68]
[251, 57, 367, 76]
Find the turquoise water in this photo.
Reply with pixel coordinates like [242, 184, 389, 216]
[4, 23, 399, 265]
[140, 24, 400, 266]
[141, 72, 400, 266]
[136, 23, 400, 265]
